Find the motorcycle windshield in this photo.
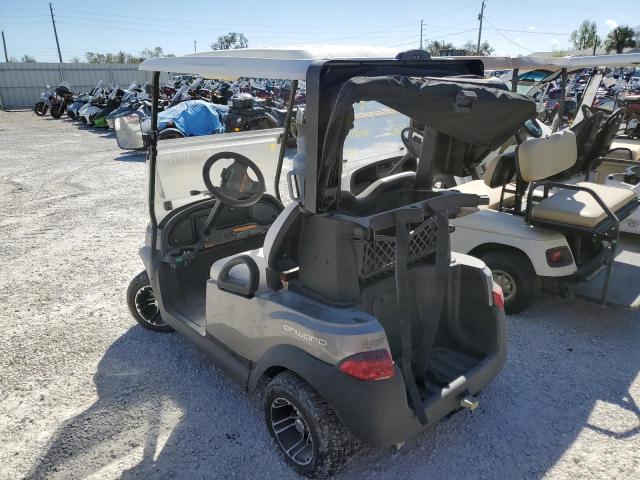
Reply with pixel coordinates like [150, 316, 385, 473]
[115, 115, 144, 150]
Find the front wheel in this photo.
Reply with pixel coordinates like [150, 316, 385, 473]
[126, 271, 172, 332]
[265, 371, 359, 478]
[34, 102, 48, 116]
[481, 250, 541, 315]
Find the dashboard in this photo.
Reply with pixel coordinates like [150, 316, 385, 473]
[162, 196, 283, 260]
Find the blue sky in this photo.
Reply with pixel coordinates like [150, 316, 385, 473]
[1, 0, 638, 62]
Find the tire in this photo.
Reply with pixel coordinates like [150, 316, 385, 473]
[158, 128, 185, 141]
[50, 102, 65, 119]
[251, 113, 279, 130]
[34, 102, 48, 116]
[264, 371, 359, 479]
[481, 250, 540, 315]
[126, 271, 173, 332]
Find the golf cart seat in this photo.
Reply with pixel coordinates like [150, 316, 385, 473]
[530, 182, 636, 228]
[210, 202, 302, 294]
[519, 130, 638, 230]
[340, 171, 417, 214]
[608, 138, 640, 161]
[451, 153, 517, 211]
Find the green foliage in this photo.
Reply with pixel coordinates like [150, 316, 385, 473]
[570, 20, 600, 50]
[461, 40, 494, 55]
[211, 32, 248, 50]
[83, 47, 174, 64]
[141, 47, 175, 59]
[604, 25, 637, 54]
[425, 40, 454, 56]
[425, 39, 494, 56]
[21, 55, 36, 63]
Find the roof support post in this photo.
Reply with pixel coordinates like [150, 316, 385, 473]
[148, 71, 160, 265]
[274, 79, 298, 201]
[555, 68, 567, 132]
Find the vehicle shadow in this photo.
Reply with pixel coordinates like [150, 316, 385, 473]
[24, 326, 297, 480]
[114, 152, 146, 163]
[24, 296, 639, 479]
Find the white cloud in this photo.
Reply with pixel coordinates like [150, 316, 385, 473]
[605, 19, 618, 30]
[551, 37, 559, 46]
[527, 26, 536, 31]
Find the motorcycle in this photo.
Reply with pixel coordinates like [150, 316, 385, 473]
[34, 85, 54, 116]
[105, 82, 150, 129]
[68, 81, 104, 120]
[49, 84, 75, 118]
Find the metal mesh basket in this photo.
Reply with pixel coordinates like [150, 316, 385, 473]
[355, 216, 438, 281]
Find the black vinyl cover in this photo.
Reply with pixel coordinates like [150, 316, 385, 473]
[317, 75, 536, 210]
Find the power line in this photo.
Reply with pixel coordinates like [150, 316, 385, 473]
[498, 1, 640, 10]
[484, 18, 536, 52]
[388, 27, 479, 48]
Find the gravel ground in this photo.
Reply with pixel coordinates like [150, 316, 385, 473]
[0, 110, 638, 480]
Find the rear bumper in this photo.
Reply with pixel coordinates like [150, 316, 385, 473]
[254, 306, 507, 447]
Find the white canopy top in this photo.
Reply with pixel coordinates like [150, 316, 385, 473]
[456, 53, 640, 72]
[138, 46, 401, 80]
[139, 47, 640, 80]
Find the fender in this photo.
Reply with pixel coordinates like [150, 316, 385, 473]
[451, 209, 577, 277]
[248, 344, 415, 446]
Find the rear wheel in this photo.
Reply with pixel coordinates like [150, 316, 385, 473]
[481, 250, 540, 315]
[50, 102, 65, 118]
[158, 128, 185, 140]
[265, 371, 359, 478]
[126, 271, 172, 332]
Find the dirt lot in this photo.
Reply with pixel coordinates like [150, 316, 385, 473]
[0, 110, 638, 480]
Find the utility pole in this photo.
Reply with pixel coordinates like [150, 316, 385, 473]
[476, 0, 486, 55]
[1, 31, 8, 62]
[194, 40, 197, 53]
[419, 19, 424, 50]
[592, 35, 598, 55]
[49, 3, 63, 63]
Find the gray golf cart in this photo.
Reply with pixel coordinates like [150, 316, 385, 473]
[126, 48, 516, 477]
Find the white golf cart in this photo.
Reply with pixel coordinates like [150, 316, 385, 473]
[444, 54, 640, 313]
[127, 47, 513, 477]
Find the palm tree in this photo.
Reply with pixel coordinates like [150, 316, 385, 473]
[604, 26, 637, 54]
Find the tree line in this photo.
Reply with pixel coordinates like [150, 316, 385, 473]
[570, 22, 639, 54]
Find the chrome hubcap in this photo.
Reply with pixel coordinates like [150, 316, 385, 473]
[492, 269, 516, 301]
[270, 397, 314, 466]
[134, 286, 165, 326]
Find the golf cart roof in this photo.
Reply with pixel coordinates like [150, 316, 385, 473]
[138, 46, 401, 80]
[460, 53, 640, 72]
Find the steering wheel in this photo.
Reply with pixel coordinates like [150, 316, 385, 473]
[202, 152, 266, 207]
[523, 119, 543, 138]
[389, 127, 423, 176]
[401, 127, 424, 157]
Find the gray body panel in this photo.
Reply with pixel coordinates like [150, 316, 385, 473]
[206, 281, 388, 365]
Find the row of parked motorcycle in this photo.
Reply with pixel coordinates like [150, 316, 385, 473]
[535, 68, 640, 129]
[34, 75, 306, 149]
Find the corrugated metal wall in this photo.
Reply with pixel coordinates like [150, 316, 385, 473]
[0, 63, 169, 109]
